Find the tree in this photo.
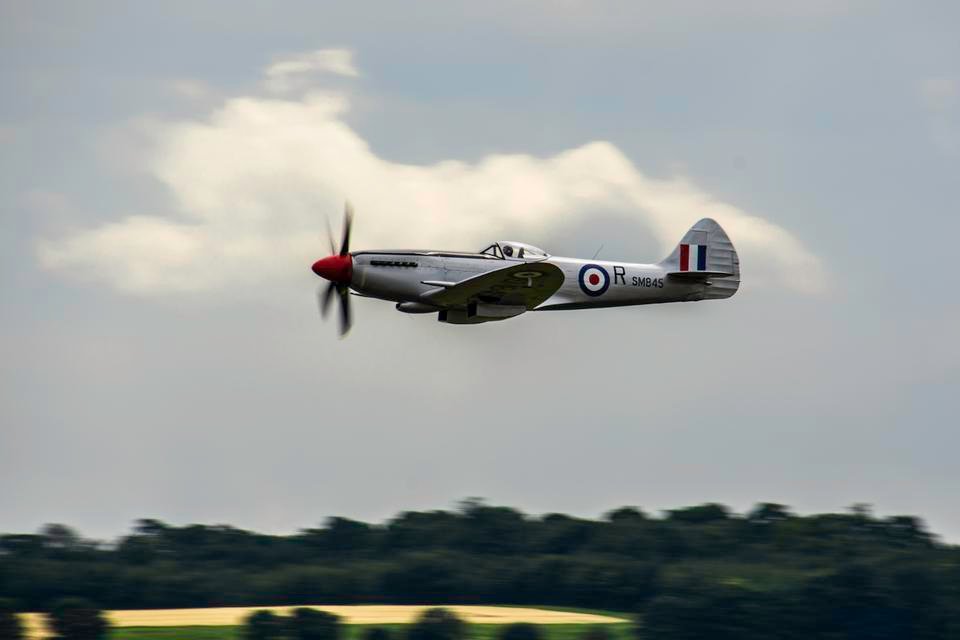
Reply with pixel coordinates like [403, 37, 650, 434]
[604, 507, 647, 523]
[40, 524, 80, 551]
[883, 516, 933, 546]
[640, 582, 764, 640]
[458, 500, 528, 554]
[47, 598, 109, 640]
[380, 553, 460, 603]
[534, 514, 594, 554]
[0, 598, 25, 640]
[288, 608, 341, 640]
[498, 622, 542, 640]
[133, 518, 170, 537]
[323, 518, 374, 555]
[1, 500, 959, 626]
[665, 504, 731, 524]
[407, 608, 467, 640]
[746, 503, 793, 525]
[244, 610, 284, 640]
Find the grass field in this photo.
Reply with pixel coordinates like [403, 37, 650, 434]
[22, 605, 631, 640]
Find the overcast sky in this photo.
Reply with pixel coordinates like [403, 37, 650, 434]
[2, 1, 959, 541]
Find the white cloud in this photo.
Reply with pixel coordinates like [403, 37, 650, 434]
[264, 49, 359, 93]
[37, 55, 825, 296]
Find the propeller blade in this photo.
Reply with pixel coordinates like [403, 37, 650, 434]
[319, 282, 337, 318]
[324, 216, 336, 256]
[315, 201, 356, 337]
[340, 201, 353, 256]
[338, 285, 352, 336]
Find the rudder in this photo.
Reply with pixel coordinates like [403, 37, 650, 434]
[659, 218, 740, 299]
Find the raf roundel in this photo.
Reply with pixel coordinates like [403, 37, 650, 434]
[578, 264, 610, 296]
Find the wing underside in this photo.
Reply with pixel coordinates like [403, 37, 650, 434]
[424, 262, 565, 310]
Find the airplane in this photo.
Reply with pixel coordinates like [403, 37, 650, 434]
[312, 203, 740, 335]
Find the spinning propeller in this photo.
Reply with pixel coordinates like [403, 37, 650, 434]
[312, 202, 354, 336]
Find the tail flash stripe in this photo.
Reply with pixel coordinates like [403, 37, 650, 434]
[697, 245, 707, 271]
[680, 244, 690, 271]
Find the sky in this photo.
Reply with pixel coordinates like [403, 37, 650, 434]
[2, 1, 959, 541]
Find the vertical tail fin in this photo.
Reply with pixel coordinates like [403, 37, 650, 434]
[659, 218, 740, 299]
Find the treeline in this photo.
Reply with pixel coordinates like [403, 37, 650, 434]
[2, 500, 960, 637]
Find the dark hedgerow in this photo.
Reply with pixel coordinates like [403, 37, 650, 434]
[47, 598, 110, 640]
[0, 598, 25, 640]
[406, 608, 467, 640]
[287, 608, 342, 640]
[244, 610, 285, 640]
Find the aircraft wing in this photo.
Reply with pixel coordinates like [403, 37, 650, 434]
[424, 262, 565, 309]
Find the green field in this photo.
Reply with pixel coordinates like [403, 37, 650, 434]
[96, 605, 634, 640]
[111, 629, 237, 640]
[110, 620, 634, 640]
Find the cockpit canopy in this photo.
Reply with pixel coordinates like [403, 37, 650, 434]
[479, 241, 550, 260]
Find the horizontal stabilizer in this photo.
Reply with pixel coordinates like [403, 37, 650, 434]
[666, 270, 734, 279]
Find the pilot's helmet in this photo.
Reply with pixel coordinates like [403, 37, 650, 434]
[503, 245, 514, 257]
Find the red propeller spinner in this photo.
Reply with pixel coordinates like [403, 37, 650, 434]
[312, 254, 353, 283]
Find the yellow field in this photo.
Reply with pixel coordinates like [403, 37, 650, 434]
[21, 604, 627, 639]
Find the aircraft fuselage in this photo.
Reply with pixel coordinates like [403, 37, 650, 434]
[311, 214, 739, 332]
[349, 250, 708, 311]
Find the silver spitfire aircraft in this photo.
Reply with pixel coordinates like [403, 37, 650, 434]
[313, 204, 740, 335]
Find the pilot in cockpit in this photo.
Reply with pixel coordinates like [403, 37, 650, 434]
[479, 242, 549, 260]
